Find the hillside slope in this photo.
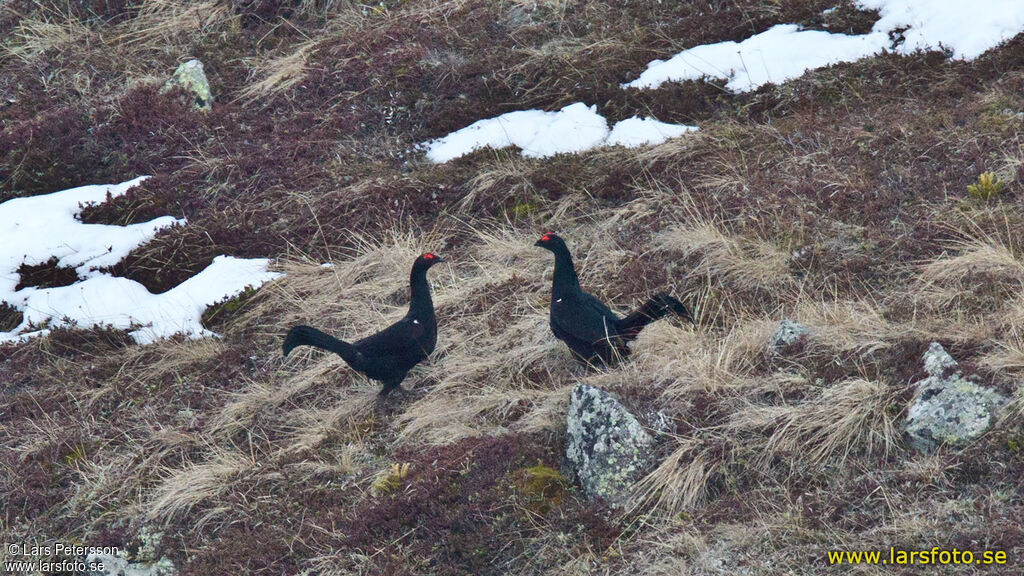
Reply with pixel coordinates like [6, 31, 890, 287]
[2, 1, 1023, 574]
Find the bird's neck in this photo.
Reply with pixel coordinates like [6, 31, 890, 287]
[409, 268, 435, 318]
[551, 247, 580, 296]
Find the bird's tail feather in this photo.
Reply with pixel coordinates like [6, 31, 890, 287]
[283, 325, 363, 369]
[616, 293, 694, 340]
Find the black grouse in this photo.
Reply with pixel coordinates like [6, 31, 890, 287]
[283, 252, 443, 398]
[535, 232, 693, 364]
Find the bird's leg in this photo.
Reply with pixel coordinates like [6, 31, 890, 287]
[378, 379, 403, 399]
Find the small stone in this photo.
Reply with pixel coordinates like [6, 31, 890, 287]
[770, 319, 810, 350]
[161, 59, 212, 111]
[565, 383, 654, 506]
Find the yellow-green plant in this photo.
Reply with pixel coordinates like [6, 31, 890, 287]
[967, 171, 1002, 200]
[373, 462, 410, 494]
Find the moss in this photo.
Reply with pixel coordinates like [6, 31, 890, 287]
[503, 201, 540, 220]
[1007, 436, 1022, 455]
[513, 464, 567, 514]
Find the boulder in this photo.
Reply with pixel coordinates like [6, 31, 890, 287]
[904, 342, 1008, 452]
[565, 383, 653, 505]
[161, 59, 212, 111]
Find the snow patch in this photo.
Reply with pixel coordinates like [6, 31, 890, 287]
[425, 102, 609, 162]
[606, 116, 699, 147]
[624, 24, 889, 92]
[1, 178, 281, 344]
[862, 0, 1024, 60]
[625, 1, 1024, 93]
[424, 103, 696, 163]
[0, 176, 179, 296]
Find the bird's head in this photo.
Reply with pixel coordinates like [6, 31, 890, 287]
[534, 232, 566, 252]
[414, 252, 445, 271]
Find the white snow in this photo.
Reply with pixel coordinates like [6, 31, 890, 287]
[0, 176, 180, 296]
[861, 0, 1024, 60]
[606, 116, 699, 147]
[424, 103, 697, 163]
[0, 178, 281, 344]
[625, 1, 1024, 92]
[625, 25, 888, 92]
[425, 102, 610, 162]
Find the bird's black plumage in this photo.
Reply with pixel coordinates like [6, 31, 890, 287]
[283, 252, 443, 397]
[535, 233, 693, 364]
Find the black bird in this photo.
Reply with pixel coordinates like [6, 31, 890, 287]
[283, 252, 444, 398]
[535, 232, 693, 364]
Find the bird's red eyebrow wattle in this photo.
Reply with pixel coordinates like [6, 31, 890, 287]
[424, 253, 434, 259]
[541, 234, 550, 241]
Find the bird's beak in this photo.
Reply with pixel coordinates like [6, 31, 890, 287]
[433, 255, 446, 263]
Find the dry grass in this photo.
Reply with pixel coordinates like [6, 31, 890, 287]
[117, 0, 235, 47]
[792, 297, 896, 354]
[919, 238, 1024, 291]
[1, 7, 96, 64]
[237, 39, 319, 104]
[145, 447, 253, 524]
[917, 220, 1024, 306]
[656, 222, 794, 293]
[630, 437, 725, 514]
[732, 378, 899, 469]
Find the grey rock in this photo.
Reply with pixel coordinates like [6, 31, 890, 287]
[89, 528, 175, 576]
[922, 341, 958, 378]
[161, 59, 212, 111]
[770, 319, 811, 350]
[88, 555, 175, 576]
[905, 343, 1008, 453]
[566, 383, 654, 505]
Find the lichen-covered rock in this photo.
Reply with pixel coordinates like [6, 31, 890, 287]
[160, 59, 212, 111]
[565, 383, 654, 505]
[88, 554, 175, 576]
[770, 319, 810, 350]
[904, 342, 1008, 453]
[89, 528, 175, 576]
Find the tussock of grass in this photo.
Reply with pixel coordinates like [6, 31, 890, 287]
[630, 437, 724, 514]
[118, 0, 234, 47]
[732, 378, 898, 469]
[793, 297, 896, 354]
[915, 223, 1024, 325]
[655, 223, 794, 293]
[981, 328, 1024, 374]
[146, 448, 253, 524]
[237, 39, 318, 104]
[2, 7, 95, 64]
[920, 239, 1024, 289]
